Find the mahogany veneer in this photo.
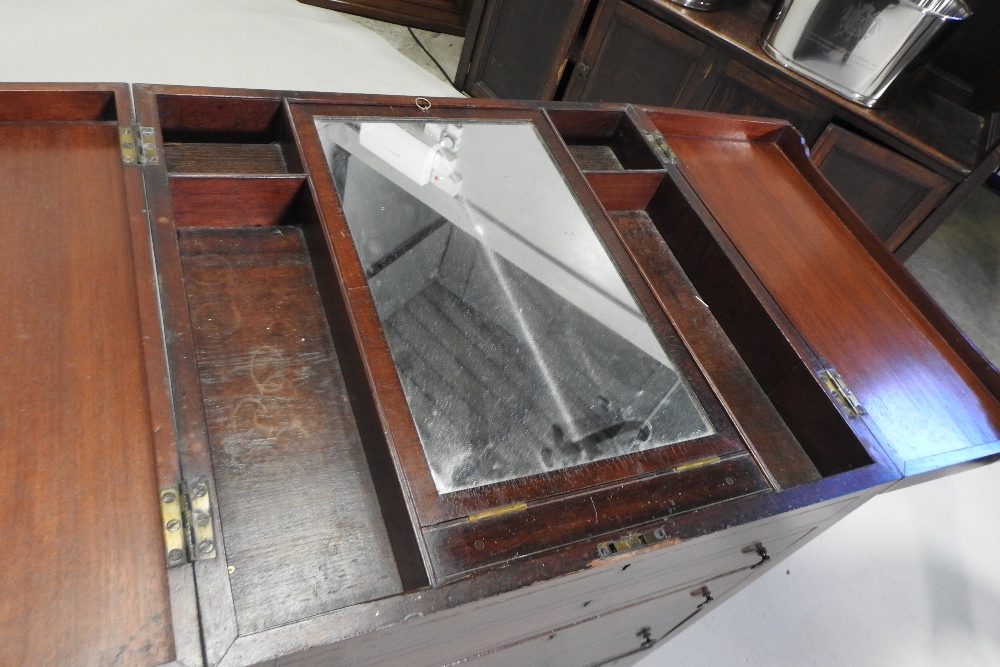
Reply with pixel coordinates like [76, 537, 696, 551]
[3, 83, 998, 667]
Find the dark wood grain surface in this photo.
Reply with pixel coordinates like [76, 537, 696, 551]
[178, 226, 404, 633]
[0, 120, 173, 666]
[652, 112, 1000, 475]
[169, 175, 306, 228]
[165, 142, 290, 174]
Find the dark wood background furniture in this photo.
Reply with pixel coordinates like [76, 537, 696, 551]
[297, 0, 472, 35]
[456, 0, 1000, 258]
[4, 83, 1000, 667]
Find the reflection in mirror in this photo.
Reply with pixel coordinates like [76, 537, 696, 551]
[315, 118, 714, 493]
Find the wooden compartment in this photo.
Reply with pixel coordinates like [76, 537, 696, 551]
[155, 106, 431, 634]
[7, 84, 1000, 667]
[547, 107, 667, 211]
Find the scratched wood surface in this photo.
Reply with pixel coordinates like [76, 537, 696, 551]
[0, 121, 173, 666]
[178, 225, 403, 633]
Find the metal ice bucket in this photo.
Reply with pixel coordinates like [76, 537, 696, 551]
[761, 0, 970, 107]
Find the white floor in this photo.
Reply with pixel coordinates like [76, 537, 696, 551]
[4, 2, 999, 665]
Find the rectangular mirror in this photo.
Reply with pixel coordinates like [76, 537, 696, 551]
[315, 118, 714, 493]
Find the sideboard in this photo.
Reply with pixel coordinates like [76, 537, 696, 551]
[4, 82, 1000, 667]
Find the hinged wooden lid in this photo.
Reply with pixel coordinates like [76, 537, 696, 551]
[644, 107, 1000, 481]
[0, 84, 198, 667]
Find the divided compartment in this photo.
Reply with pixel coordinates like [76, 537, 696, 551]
[547, 106, 870, 482]
[643, 174, 874, 478]
[546, 107, 667, 211]
[155, 97, 424, 633]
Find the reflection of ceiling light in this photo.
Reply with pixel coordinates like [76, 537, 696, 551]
[359, 122, 463, 197]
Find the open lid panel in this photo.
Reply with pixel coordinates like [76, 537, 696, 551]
[0, 84, 201, 667]
[638, 106, 1000, 483]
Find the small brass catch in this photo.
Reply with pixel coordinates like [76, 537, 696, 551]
[468, 501, 527, 523]
[819, 369, 866, 417]
[597, 526, 668, 558]
[674, 455, 721, 473]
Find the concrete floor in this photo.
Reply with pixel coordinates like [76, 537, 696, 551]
[906, 186, 1000, 367]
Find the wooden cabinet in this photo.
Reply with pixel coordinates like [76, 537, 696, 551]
[297, 0, 473, 35]
[458, 0, 1000, 257]
[811, 124, 954, 251]
[565, 0, 715, 108]
[4, 83, 1000, 667]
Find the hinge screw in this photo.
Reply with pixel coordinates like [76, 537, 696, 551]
[193, 483, 208, 498]
[161, 491, 176, 503]
[199, 540, 216, 555]
[166, 519, 182, 532]
[195, 512, 211, 527]
[168, 548, 185, 563]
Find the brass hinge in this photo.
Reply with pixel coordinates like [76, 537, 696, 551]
[642, 129, 679, 165]
[819, 368, 866, 417]
[120, 125, 159, 165]
[159, 479, 217, 568]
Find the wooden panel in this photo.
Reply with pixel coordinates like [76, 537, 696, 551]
[653, 114, 1000, 477]
[297, 0, 471, 35]
[169, 175, 306, 227]
[466, 0, 588, 100]
[425, 456, 769, 579]
[0, 89, 116, 121]
[566, 0, 715, 108]
[165, 142, 290, 174]
[811, 124, 954, 251]
[178, 226, 403, 633]
[585, 171, 664, 210]
[695, 60, 832, 145]
[458, 572, 746, 666]
[0, 121, 173, 665]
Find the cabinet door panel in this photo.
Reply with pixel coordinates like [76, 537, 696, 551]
[695, 60, 832, 144]
[812, 124, 955, 251]
[465, 0, 589, 99]
[566, 0, 717, 108]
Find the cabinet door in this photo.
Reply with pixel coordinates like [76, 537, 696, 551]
[694, 59, 832, 144]
[462, 0, 590, 99]
[811, 124, 955, 251]
[565, 0, 719, 108]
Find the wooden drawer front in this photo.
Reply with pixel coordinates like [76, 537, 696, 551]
[811, 124, 955, 251]
[467, 0, 588, 100]
[695, 60, 832, 145]
[457, 568, 750, 667]
[567, 0, 715, 107]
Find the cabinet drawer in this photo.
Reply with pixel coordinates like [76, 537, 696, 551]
[457, 568, 751, 667]
[811, 124, 955, 251]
